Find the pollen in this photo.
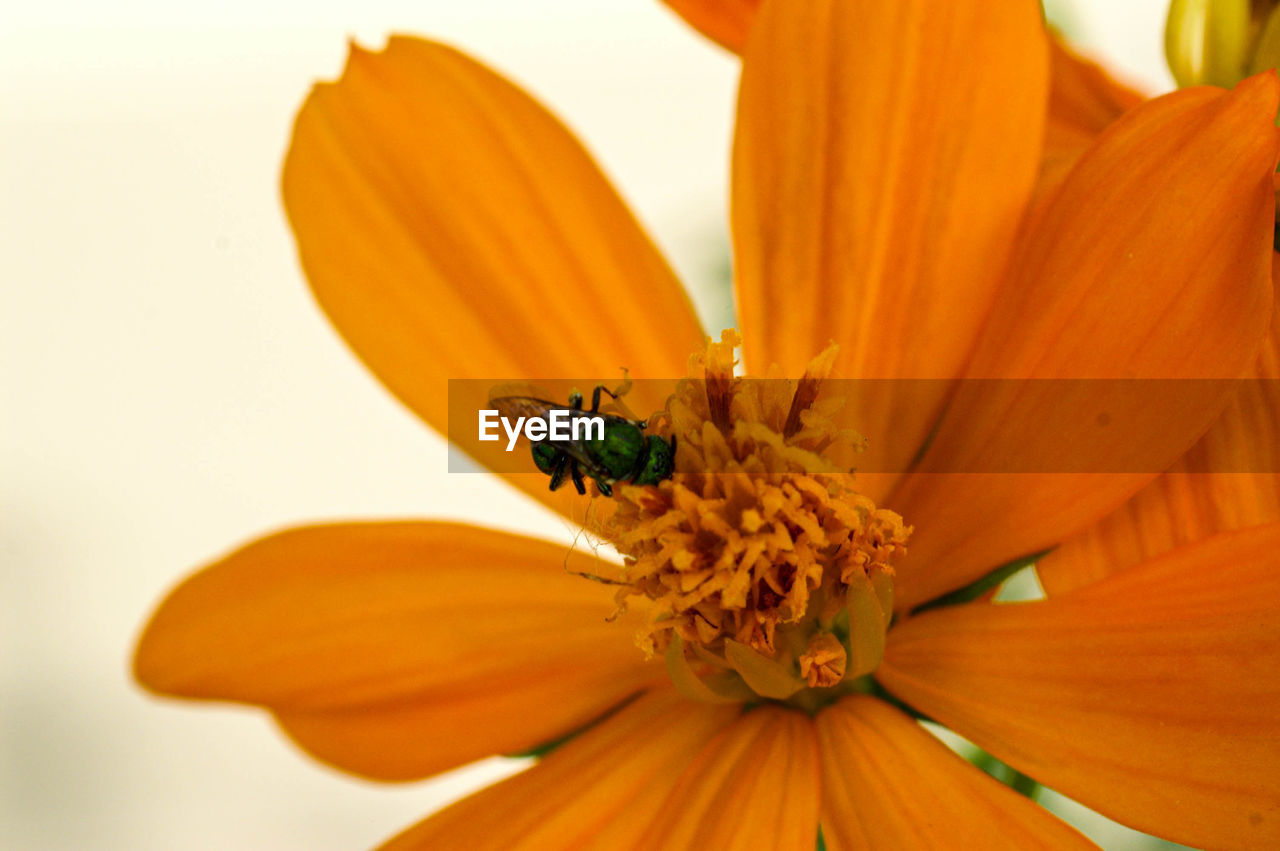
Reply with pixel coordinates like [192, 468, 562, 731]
[590, 331, 911, 704]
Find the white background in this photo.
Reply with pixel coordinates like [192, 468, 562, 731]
[2, 1, 1177, 848]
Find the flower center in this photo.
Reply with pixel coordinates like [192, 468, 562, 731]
[588, 331, 911, 707]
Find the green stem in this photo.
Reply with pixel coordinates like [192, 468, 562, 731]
[1008, 769, 1042, 800]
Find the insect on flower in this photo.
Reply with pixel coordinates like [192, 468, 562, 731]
[489, 381, 675, 497]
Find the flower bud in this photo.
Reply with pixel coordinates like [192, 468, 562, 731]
[1165, 0, 1280, 86]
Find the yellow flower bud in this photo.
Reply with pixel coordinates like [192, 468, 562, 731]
[1166, 0, 1280, 86]
[1166, 0, 1252, 86]
[1251, 3, 1280, 74]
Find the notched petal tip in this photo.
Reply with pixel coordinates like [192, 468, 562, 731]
[344, 35, 370, 62]
[329, 37, 382, 89]
[336, 36, 405, 86]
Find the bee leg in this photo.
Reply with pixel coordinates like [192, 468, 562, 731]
[595, 479, 613, 497]
[547, 451, 570, 491]
[611, 368, 632, 400]
[589, 383, 621, 414]
[568, 390, 584, 411]
[568, 461, 588, 495]
[594, 378, 643, 421]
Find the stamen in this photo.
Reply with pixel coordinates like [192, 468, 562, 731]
[703, 332, 737, 432]
[783, 344, 837, 437]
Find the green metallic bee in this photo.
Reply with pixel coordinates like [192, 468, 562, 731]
[490, 384, 675, 497]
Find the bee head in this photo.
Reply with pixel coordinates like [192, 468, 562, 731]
[632, 435, 676, 486]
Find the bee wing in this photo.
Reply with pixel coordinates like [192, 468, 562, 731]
[487, 382, 552, 405]
[489, 396, 556, 423]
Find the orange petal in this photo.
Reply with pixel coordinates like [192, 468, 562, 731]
[888, 75, 1280, 611]
[660, 0, 758, 53]
[663, 2, 1139, 141]
[817, 696, 1095, 850]
[662, 6, 1139, 226]
[879, 523, 1280, 850]
[639, 704, 819, 850]
[731, 0, 1048, 499]
[1045, 35, 1144, 154]
[1040, 293, 1280, 594]
[1040, 35, 1147, 201]
[281, 36, 703, 521]
[134, 522, 657, 781]
[378, 688, 737, 850]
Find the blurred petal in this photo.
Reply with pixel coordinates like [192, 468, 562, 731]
[379, 688, 736, 850]
[1045, 36, 1144, 155]
[639, 705, 819, 850]
[1040, 36, 1146, 198]
[817, 696, 1095, 850]
[135, 522, 656, 780]
[732, 0, 1047, 499]
[1040, 298, 1280, 594]
[880, 523, 1280, 850]
[282, 37, 703, 521]
[661, 0, 759, 53]
[889, 75, 1280, 610]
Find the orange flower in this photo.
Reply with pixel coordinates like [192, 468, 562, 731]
[135, 0, 1280, 848]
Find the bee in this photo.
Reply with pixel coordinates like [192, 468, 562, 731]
[489, 384, 675, 497]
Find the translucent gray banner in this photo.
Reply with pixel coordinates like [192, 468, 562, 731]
[446, 378, 1279, 474]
